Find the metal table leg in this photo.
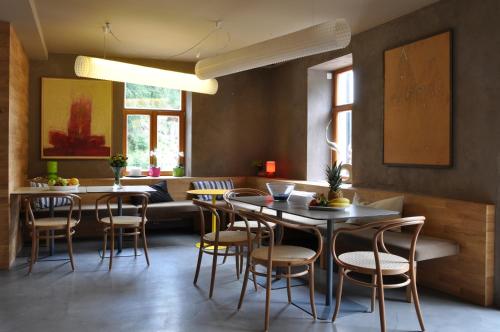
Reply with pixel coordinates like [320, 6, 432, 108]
[117, 197, 123, 253]
[49, 197, 55, 256]
[325, 219, 333, 306]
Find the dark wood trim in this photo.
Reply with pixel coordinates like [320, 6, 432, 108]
[122, 91, 186, 175]
[331, 66, 354, 163]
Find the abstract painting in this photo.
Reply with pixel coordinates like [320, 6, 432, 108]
[41, 78, 112, 159]
[383, 31, 451, 167]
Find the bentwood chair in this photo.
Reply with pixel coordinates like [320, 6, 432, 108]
[237, 210, 323, 332]
[193, 199, 257, 298]
[25, 193, 82, 273]
[331, 217, 426, 332]
[95, 192, 150, 271]
[222, 188, 277, 269]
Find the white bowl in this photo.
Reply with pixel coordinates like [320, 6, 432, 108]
[48, 185, 79, 192]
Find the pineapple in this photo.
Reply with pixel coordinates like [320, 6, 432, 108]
[326, 162, 343, 200]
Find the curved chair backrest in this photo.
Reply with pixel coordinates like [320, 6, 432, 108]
[237, 209, 324, 265]
[25, 193, 82, 228]
[332, 216, 425, 272]
[193, 199, 257, 249]
[223, 188, 268, 225]
[95, 192, 150, 226]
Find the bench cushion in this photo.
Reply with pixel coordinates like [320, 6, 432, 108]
[320, 223, 459, 261]
[39, 203, 139, 217]
[142, 200, 199, 221]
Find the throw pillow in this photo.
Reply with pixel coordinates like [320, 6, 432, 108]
[131, 181, 174, 205]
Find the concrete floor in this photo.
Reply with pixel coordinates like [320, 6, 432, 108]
[0, 232, 499, 332]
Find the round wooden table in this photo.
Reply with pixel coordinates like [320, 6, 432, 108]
[187, 189, 229, 248]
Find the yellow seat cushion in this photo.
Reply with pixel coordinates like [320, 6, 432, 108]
[339, 251, 409, 274]
[100, 216, 145, 226]
[30, 217, 78, 228]
[203, 231, 255, 243]
[251, 245, 316, 263]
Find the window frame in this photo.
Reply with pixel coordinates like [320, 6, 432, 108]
[331, 65, 353, 163]
[122, 91, 186, 175]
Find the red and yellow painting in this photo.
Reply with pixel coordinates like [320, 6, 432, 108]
[41, 78, 112, 159]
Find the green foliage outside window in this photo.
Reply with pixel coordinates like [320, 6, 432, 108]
[124, 83, 181, 110]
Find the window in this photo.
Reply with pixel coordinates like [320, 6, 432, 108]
[332, 66, 353, 165]
[123, 84, 185, 174]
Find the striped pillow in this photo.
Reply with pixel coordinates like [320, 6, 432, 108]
[191, 180, 234, 201]
[29, 181, 70, 210]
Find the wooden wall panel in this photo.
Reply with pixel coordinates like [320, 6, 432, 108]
[0, 22, 10, 268]
[246, 177, 495, 306]
[8, 25, 29, 265]
[0, 22, 29, 269]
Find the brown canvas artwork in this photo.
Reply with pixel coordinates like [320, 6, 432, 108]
[383, 31, 451, 166]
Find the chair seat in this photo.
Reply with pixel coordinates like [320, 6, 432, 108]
[252, 245, 316, 264]
[203, 231, 256, 243]
[100, 216, 145, 226]
[339, 251, 409, 275]
[231, 220, 276, 230]
[29, 217, 78, 228]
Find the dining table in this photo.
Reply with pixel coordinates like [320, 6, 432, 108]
[12, 185, 156, 257]
[229, 194, 399, 320]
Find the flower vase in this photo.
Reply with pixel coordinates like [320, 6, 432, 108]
[111, 166, 123, 190]
[149, 166, 161, 177]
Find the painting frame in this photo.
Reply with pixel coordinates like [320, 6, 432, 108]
[41, 77, 113, 159]
[383, 30, 452, 167]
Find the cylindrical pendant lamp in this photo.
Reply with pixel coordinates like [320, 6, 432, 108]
[75, 56, 218, 95]
[195, 19, 351, 79]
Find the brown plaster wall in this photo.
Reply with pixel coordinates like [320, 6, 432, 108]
[191, 69, 272, 176]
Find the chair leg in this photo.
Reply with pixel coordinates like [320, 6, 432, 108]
[28, 230, 37, 274]
[35, 236, 39, 262]
[286, 265, 292, 303]
[222, 246, 230, 264]
[238, 255, 251, 310]
[102, 231, 107, 260]
[235, 245, 240, 280]
[109, 227, 114, 271]
[308, 263, 317, 319]
[410, 267, 425, 331]
[134, 228, 138, 257]
[239, 246, 244, 274]
[376, 271, 386, 332]
[371, 274, 377, 313]
[67, 230, 75, 271]
[194, 243, 203, 284]
[264, 261, 272, 332]
[332, 267, 344, 322]
[209, 245, 219, 298]
[141, 225, 150, 266]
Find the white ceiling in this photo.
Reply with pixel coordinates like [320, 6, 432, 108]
[0, 0, 439, 61]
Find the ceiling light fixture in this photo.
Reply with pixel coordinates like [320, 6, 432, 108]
[74, 22, 218, 95]
[195, 19, 351, 79]
[74, 56, 218, 95]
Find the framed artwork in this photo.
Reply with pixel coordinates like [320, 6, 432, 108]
[41, 78, 113, 159]
[383, 31, 452, 167]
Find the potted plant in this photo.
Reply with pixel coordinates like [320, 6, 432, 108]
[109, 154, 128, 189]
[326, 162, 343, 200]
[252, 160, 266, 176]
[149, 150, 161, 177]
[173, 151, 185, 177]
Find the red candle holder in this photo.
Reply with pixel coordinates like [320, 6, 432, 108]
[266, 161, 276, 177]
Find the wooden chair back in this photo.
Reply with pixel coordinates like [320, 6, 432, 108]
[25, 193, 82, 228]
[332, 216, 425, 274]
[95, 192, 149, 226]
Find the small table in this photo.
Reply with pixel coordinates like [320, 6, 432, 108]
[187, 189, 228, 248]
[229, 194, 399, 319]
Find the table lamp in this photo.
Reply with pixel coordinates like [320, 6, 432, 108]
[266, 161, 276, 177]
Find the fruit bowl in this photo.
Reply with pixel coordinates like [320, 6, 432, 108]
[48, 185, 79, 192]
[266, 182, 295, 201]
